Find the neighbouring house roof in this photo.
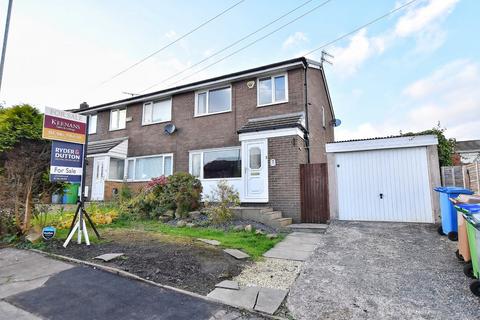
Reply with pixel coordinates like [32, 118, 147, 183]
[237, 112, 306, 134]
[72, 57, 334, 117]
[455, 139, 480, 153]
[87, 137, 128, 155]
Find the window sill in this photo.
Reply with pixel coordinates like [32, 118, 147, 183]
[141, 120, 171, 127]
[194, 109, 232, 118]
[200, 177, 242, 181]
[257, 100, 289, 108]
[109, 127, 126, 132]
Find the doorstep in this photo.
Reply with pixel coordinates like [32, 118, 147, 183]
[287, 223, 328, 233]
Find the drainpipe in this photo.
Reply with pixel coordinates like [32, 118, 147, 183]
[303, 63, 310, 164]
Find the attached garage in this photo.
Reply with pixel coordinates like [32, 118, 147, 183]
[326, 135, 441, 223]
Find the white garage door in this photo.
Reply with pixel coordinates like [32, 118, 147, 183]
[335, 147, 434, 223]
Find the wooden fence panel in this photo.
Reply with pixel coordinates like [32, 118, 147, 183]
[300, 163, 329, 223]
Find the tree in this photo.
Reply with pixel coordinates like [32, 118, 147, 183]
[0, 104, 43, 152]
[402, 124, 455, 167]
[0, 104, 50, 235]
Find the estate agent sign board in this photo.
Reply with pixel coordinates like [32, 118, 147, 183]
[42, 106, 87, 144]
[50, 141, 83, 182]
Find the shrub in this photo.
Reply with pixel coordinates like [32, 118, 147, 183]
[121, 172, 202, 220]
[204, 180, 240, 224]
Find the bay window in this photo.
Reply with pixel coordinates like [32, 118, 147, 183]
[257, 74, 288, 106]
[190, 147, 241, 179]
[125, 154, 173, 181]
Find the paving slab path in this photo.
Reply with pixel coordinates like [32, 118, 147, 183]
[0, 248, 264, 320]
[288, 221, 480, 320]
[263, 232, 323, 261]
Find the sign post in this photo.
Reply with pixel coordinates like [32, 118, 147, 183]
[42, 106, 100, 247]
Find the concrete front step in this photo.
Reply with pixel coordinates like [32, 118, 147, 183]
[271, 217, 293, 228]
[231, 207, 292, 228]
[287, 223, 328, 233]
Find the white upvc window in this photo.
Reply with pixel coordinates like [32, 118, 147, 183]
[142, 99, 172, 125]
[322, 105, 326, 128]
[108, 158, 125, 181]
[88, 114, 97, 134]
[189, 147, 241, 180]
[110, 108, 127, 131]
[195, 86, 232, 117]
[257, 73, 288, 107]
[125, 153, 173, 182]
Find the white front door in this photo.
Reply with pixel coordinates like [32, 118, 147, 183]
[242, 139, 268, 202]
[91, 156, 108, 201]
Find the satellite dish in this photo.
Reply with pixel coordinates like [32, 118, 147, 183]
[331, 119, 342, 127]
[164, 123, 177, 135]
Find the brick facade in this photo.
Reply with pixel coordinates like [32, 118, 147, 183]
[84, 62, 334, 215]
[267, 135, 308, 222]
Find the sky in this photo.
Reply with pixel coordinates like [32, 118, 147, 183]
[0, 0, 478, 141]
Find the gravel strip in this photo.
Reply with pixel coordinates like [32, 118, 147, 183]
[233, 258, 303, 290]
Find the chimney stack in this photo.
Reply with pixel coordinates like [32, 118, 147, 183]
[80, 102, 89, 110]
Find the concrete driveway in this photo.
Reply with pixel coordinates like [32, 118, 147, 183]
[287, 221, 480, 320]
[0, 248, 262, 320]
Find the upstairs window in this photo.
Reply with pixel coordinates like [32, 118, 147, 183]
[88, 114, 97, 134]
[143, 99, 172, 125]
[195, 86, 231, 116]
[257, 74, 288, 106]
[110, 108, 126, 131]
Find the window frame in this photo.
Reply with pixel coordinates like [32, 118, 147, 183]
[124, 153, 174, 182]
[109, 108, 127, 131]
[194, 85, 232, 117]
[108, 157, 125, 181]
[189, 146, 242, 180]
[142, 98, 172, 126]
[256, 73, 289, 107]
[88, 114, 97, 135]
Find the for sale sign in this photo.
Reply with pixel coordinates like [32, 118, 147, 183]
[50, 141, 84, 182]
[43, 106, 87, 144]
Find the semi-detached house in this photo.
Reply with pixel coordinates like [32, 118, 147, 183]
[75, 57, 335, 223]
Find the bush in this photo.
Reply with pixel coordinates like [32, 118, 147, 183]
[204, 180, 240, 224]
[121, 172, 202, 220]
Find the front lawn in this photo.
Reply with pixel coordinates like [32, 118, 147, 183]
[103, 219, 284, 259]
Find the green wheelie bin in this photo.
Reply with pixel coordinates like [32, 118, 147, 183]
[459, 205, 480, 297]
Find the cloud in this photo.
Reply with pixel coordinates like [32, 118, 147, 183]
[164, 30, 177, 39]
[336, 60, 480, 140]
[325, 0, 459, 76]
[329, 29, 387, 76]
[282, 32, 308, 49]
[394, 0, 459, 37]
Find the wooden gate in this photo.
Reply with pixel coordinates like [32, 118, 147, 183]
[300, 163, 329, 223]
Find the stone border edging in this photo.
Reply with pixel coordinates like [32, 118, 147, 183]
[28, 248, 287, 320]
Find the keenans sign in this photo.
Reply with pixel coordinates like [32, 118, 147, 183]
[42, 106, 87, 144]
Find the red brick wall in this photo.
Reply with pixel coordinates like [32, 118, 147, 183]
[103, 180, 147, 201]
[267, 135, 308, 222]
[306, 67, 335, 163]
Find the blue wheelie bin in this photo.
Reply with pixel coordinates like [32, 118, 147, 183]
[434, 187, 474, 241]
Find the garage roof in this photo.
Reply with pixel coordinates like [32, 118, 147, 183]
[326, 135, 438, 153]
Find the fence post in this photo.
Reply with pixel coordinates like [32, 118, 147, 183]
[462, 165, 466, 188]
[452, 167, 455, 186]
[475, 161, 480, 193]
